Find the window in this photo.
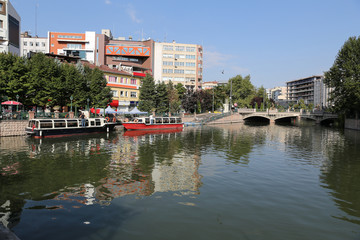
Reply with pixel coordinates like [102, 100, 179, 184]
[51, 44, 54, 47]
[186, 62, 195, 67]
[163, 54, 173, 58]
[175, 46, 185, 51]
[163, 61, 173, 66]
[175, 54, 185, 59]
[23, 41, 27, 46]
[42, 42, 45, 47]
[130, 79, 136, 85]
[111, 90, 118, 97]
[58, 35, 82, 39]
[175, 69, 184, 74]
[30, 42, 33, 46]
[185, 70, 195, 74]
[175, 62, 184, 66]
[130, 92, 137, 98]
[120, 91, 124, 97]
[174, 77, 185, 82]
[36, 42, 39, 47]
[163, 77, 173, 81]
[109, 76, 117, 82]
[186, 47, 195, 52]
[163, 45, 173, 51]
[163, 69, 173, 74]
[186, 55, 196, 59]
[0, 20, 3, 28]
[67, 44, 82, 49]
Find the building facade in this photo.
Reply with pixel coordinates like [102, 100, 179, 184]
[87, 64, 144, 112]
[97, 29, 154, 75]
[154, 41, 203, 90]
[286, 75, 332, 108]
[48, 31, 96, 63]
[0, 0, 20, 55]
[269, 86, 287, 103]
[202, 81, 218, 90]
[20, 31, 47, 57]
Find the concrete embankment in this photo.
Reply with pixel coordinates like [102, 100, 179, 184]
[0, 121, 28, 137]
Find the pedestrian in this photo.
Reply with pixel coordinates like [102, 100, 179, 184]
[80, 112, 86, 127]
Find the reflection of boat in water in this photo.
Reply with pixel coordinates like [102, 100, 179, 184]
[122, 116, 183, 130]
[123, 128, 183, 137]
[25, 118, 116, 138]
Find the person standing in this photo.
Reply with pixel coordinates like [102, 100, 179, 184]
[80, 112, 86, 127]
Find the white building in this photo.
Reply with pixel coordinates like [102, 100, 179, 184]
[0, 0, 21, 55]
[20, 31, 48, 57]
[269, 86, 287, 102]
[314, 77, 332, 109]
[154, 41, 203, 90]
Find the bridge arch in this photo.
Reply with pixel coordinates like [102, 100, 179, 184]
[243, 115, 271, 123]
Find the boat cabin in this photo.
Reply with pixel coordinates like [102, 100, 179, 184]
[28, 118, 108, 129]
[134, 117, 182, 124]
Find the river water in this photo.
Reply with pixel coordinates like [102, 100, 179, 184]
[0, 124, 359, 240]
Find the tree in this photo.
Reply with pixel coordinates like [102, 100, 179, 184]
[325, 36, 360, 117]
[228, 75, 255, 108]
[167, 81, 181, 114]
[175, 83, 187, 100]
[138, 74, 156, 113]
[155, 81, 169, 113]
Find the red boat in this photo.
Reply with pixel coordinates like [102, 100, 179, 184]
[122, 116, 183, 130]
[123, 128, 183, 137]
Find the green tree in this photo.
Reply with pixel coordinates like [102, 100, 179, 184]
[175, 83, 187, 100]
[138, 74, 156, 113]
[228, 75, 255, 108]
[168, 81, 181, 114]
[85, 66, 112, 108]
[155, 81, 169, 113]
[325, 36, 360, 117]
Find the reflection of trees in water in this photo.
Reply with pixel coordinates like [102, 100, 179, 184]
[320, 130, 360, 225]
[0, 134, 114, 229]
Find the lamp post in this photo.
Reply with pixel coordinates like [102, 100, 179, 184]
[16, 94, 19, 111]
[87, 98, 90, 111]
[70, 95, 73, 112]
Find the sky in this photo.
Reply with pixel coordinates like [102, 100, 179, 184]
[11, 0, 360, 88]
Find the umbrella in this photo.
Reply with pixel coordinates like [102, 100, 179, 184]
[105, 106, 117, 114]
[1, 101, 22, 105]
[129, 107, 148, 115]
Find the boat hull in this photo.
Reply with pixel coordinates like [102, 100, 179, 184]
[122, 123, 183, 130]
[25, 124, 116, 138]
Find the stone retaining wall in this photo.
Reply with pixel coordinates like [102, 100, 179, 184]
[345, 118, 360, 131]
[0, 120, 28, 137]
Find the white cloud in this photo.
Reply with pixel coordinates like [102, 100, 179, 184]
[105, 0, 111, 4]
[127, 4, 141, 23]
[203, 50, 232, 68]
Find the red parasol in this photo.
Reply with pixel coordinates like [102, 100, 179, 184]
[1, 101, 23, 105]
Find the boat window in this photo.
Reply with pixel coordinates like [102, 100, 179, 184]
[67, 120, 78, 127]
[40, 120, 53, 128]
[155, 118, 162, 124]
[163, 118, 169, 123]
[138, 118, 143, 123]
[170, 118, 176, 123]
[176, 118, 182, 123]
[28, 120, 36, 127]
[54, 120, 66, 128]
[95, 119, 101, 126]
[145, 118, 150, 124]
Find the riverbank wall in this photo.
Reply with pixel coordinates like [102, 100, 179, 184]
[0, 120, 28, 137]
[345, 118, 360, 131]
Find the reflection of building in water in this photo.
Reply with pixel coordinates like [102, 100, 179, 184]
[0, 200, 11, 228]
[151, 154, 201, 193]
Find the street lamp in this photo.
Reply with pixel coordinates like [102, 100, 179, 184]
[87, 98, 90, 111]
[16, 94, 19, 111]
[70, 95, 73, 112]
[230, 78, 232, 114]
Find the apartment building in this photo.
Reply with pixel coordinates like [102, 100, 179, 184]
[286, 76, 321, 104]
[269, 86, 287, 103]
[87, 64, 143, 112]
[48, 31, 96, 63]
[154, 41, 203, 90]
[20, 31, 47, 57]
[0, 0, 20, 55]
[97, 29, 154, 75]
[202, 81, 218, 90]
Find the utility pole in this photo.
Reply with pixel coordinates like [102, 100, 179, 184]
[230, 78, 232, 114]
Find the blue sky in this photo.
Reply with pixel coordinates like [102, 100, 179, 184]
[12, 0, 360, 88]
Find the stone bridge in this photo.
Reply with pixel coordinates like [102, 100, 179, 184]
[238, 109, 338, 124]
